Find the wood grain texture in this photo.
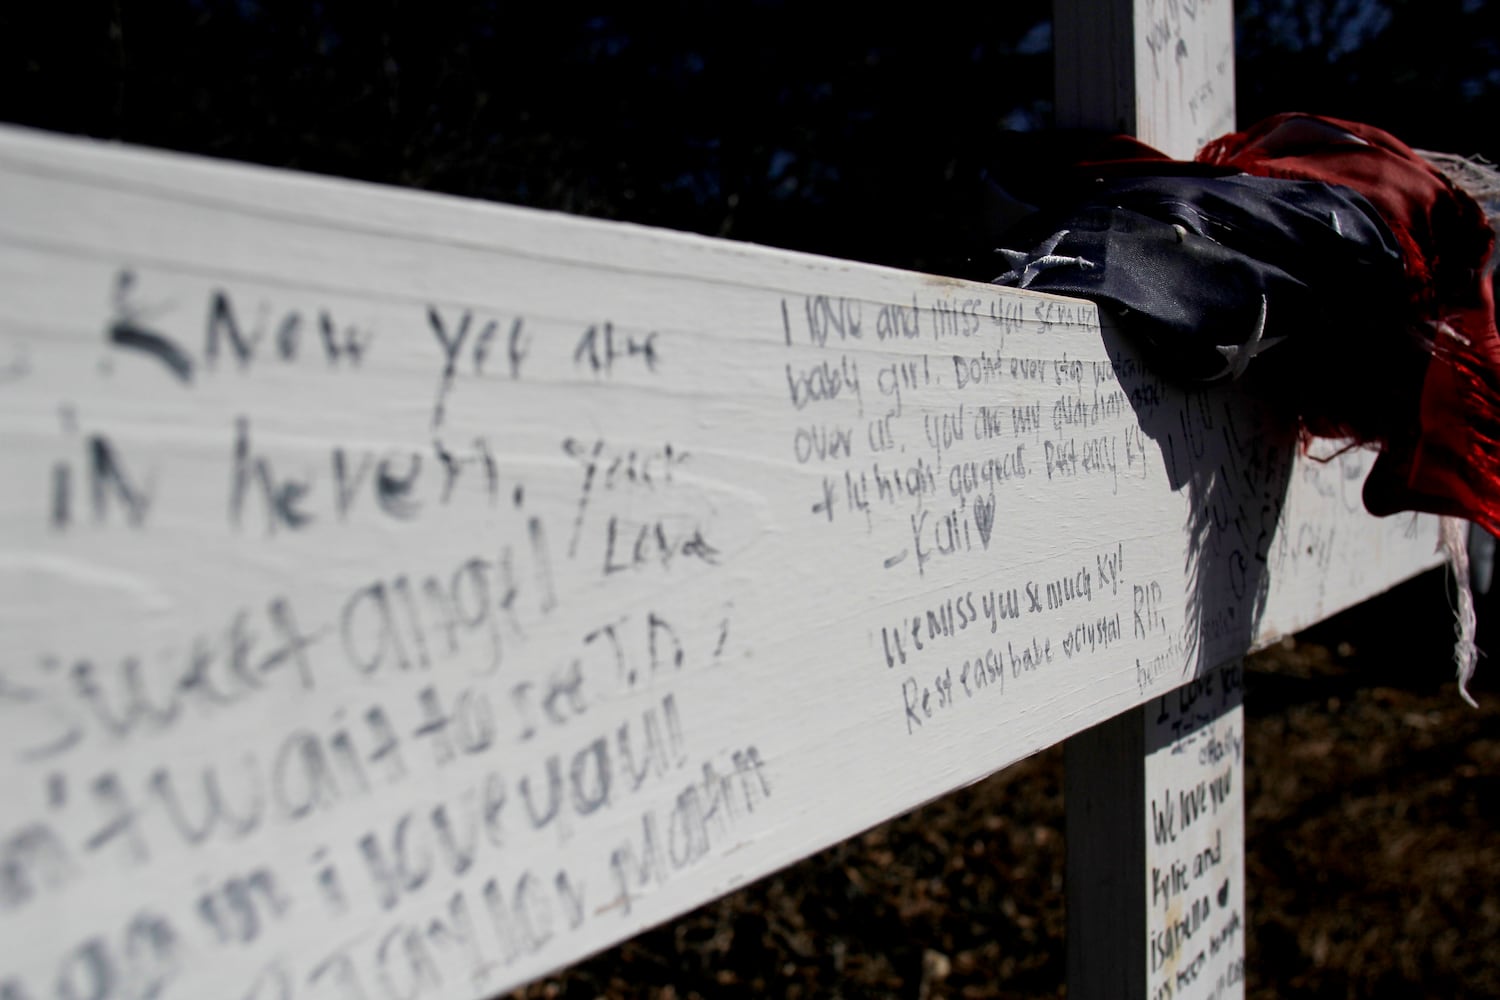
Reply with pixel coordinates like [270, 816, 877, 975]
[1054, 0, 1139, 137]
[1058, 4, 1243, 994]
[0, 125, 1441, 999]
[1066, 699, 1147, 998]
[1055, 0, 1236, 158]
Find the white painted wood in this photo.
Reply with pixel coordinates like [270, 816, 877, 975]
[1143, 661, 1245, 1000]
[1071, 659, 1247, 1000]
[0, 125, 1441, 999]
[1134, 0, 1236, 157]
[1072, 662, 1255, 1000]
[1055, 0, 1236, 158]
[1058, 2, 1246, 995]
[1054, 0, 1138, 136]
[1066, 698, 1146, 995]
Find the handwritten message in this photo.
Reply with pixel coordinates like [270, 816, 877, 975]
[1137, 0, 1236, 157]
[0, 128, 1441, 999]
[1145, 662, 1245, 1000]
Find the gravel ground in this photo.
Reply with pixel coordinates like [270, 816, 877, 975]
[510, 571, 1500, 999]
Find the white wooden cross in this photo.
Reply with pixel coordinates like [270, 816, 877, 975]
[1056, 3, 1261, 998]
[0, 4, 1441, 999]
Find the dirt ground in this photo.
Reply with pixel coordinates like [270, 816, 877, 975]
[512, 571, 1500, 999]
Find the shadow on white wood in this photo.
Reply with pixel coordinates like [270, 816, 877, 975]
[0, 125, 1438, 999]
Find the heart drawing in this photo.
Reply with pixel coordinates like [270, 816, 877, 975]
[973, 495, 996, 549]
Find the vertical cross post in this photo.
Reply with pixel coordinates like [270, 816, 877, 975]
[1053, 3, 1245, 998]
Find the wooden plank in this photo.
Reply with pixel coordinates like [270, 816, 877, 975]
[1142, 661, 1246, 1000]
[0, 125, 1441, 999]
[1065, 696, 1146, 996]
[1058, 2, 1247, 994]
[1055, 0, 1236, 158]
[1070, 659, 1247, 1000]
[1054, 0, 1138, 136]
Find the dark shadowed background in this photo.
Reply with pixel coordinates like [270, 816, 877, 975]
[6, 1, 1498, 276]
[5, 2, 1499, 996]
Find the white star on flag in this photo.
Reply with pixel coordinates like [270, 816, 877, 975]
[993, 230, 1097, 289]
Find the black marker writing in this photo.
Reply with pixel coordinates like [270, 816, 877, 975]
[428, 306, 470, 429]
[107, 270, 193, 382]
